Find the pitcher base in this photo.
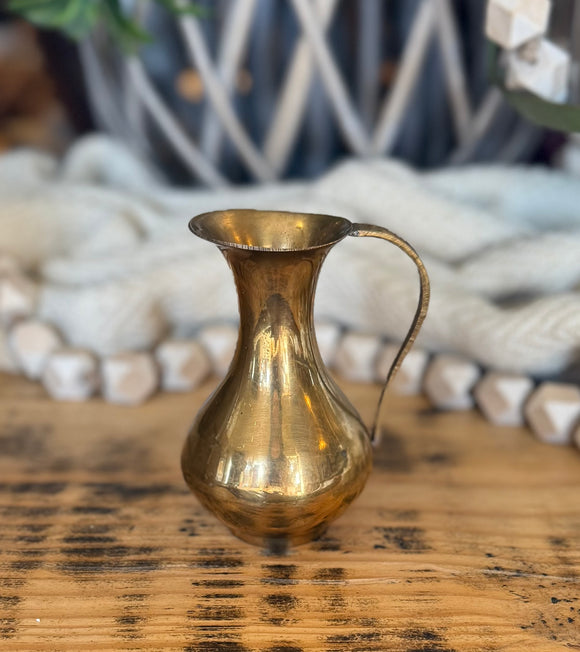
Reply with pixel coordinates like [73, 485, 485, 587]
[228, 523, 329, 553]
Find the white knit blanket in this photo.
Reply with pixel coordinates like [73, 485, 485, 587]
[2, 135, 580, 377]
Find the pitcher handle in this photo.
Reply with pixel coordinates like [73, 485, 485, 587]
[349, 223, 431, 443]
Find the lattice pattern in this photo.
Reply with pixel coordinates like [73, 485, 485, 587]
[81, 0, 518, 185]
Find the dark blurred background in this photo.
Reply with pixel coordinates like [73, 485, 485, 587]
[0, 0, 574, 185]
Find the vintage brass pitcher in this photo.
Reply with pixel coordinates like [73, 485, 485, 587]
[182, 209, 429, 548]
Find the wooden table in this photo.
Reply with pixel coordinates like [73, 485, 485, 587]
[0, 373, 579, 651]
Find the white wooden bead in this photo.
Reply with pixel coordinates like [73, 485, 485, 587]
[485, 0, 551, 50]
[506, 38, 570, 103]
[0, 328, 19, 373]
[0, 252, 21, 275]
[0, 273, 37, 327]
[314, 320, 342, 368]
[524, 382, 580, 445]
[474, 372, 534, 426]
[423, 354, 481, 410]
[334, 332, 382, 383]
[517, 36, 542, 64]
[42, 348, 99, 401]
[375, 344, 429, 396]
[102, 352, 158, 406]
[155, 339, 211, 392]
[9, 320, 62, 379]
[197, 323, 239, 378]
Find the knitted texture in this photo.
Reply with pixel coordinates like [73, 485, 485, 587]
[2, 135, 580, 376]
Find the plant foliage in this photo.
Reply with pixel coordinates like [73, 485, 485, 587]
[8, 0, 204, 51]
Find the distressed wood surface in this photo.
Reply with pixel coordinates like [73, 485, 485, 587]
[0, 373, 579, 652]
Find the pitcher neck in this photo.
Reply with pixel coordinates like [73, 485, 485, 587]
[222, 247, 329, 339]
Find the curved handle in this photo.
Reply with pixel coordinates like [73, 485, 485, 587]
[349, 223, 430, 443]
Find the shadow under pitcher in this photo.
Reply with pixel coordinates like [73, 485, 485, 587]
[182, 210, 430, 549]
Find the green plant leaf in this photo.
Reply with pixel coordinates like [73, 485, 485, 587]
[502, 90, 580, 133]
[8, 0, 100, 38]
[101, 0, 152, 52]
[157, 0, 206, 16]
[9, 0, 205, 51]
[486, 42, 501, 85]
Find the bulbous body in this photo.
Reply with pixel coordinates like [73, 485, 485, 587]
[182, 210, 429, 548]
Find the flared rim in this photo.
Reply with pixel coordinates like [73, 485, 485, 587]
[189, 209, 353, 252]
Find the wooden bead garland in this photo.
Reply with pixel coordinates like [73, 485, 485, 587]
[485, 0, 551, 50]
[505, 38, 570, 103]
[9, 319, 63, 380]
[524, 382, 580, 446]
[0, 273, 37, 327]
[375, 343, 429, 396]
[101, 352, 158, 406]
[197, 323, 238, 379]
[155, 339, 211, 392]
[423, 354, 481, 411]
[1, 250, 580, 453]
[486, 0, 571, 104]
[42, 348, 99, 401]
[474, 372, 534, 427]
[334, 332, 382, 383]
[314, 320, 342, 368]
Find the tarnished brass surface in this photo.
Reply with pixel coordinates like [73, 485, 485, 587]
[182, 210, 429, 548]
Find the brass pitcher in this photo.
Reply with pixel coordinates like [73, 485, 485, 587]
[182, 209, 429, 548]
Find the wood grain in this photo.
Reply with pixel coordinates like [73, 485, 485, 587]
[0, 373, 579, 651]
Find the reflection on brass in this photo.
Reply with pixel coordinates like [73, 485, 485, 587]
[182, 210, 430, 549]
